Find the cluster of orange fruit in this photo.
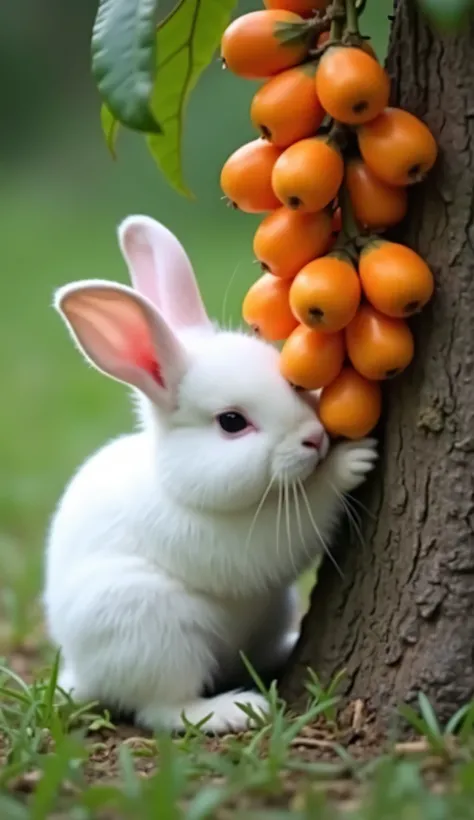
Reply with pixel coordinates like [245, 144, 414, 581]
[220, 0, 438, 439]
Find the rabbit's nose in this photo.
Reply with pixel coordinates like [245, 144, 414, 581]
[302, 431, 324, 450]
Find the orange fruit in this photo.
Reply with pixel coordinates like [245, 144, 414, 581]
[221, 10, 310, 79]
[272, 137, 344, 212]
[265, 0, 329, 16]
[345, 304, 414, 380]
[253, 207, 333, 280]
[289, 254, 361, 332]
[220, 139, 282, 213]
[319, 367, 382, 439]
[250, 63, 325, 148]
[280, 325, 345, 389]
[315, 47, 390, 125]
[345, 158, 408, 229]
[242, 273, 298, 341]
[359, 240, 434, 318]
[317, 31, 378, 60]
[358, 107, 438, 186]
[360, 39, 378, 60]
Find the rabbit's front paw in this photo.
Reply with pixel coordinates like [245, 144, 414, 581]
[139, 690, 270, 735]
[328, 438, 378, 494]
[201, 690, 269, 734]
[179, 690, 270, 734]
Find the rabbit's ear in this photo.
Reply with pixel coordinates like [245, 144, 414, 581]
[117, 215, 213, 332]
[55, 280, 188, 411]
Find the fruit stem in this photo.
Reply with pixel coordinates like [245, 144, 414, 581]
[329, 0, 346, 41]
[355, 0, 368, 15]
[355, 233, 379, 252]
[305, 14, 337, 57]
[308, 11, 333, 35]
[337, 179, 362, 253]
[327, 120, 350, 152]
[345, 0, 360, 35]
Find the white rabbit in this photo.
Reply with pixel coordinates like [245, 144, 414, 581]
[43, 215, 377, 734]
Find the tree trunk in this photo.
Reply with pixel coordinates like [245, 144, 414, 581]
[281, 0, 474, 725]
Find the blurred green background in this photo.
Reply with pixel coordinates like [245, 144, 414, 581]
[0, 0, 391, 646]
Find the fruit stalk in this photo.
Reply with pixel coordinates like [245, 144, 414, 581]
[345, 0, 360, 36]
[329, 0, 346, 42]
[337, 179, 360, 245]
[307, 13, 336, 37]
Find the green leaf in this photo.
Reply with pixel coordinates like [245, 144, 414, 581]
[283, 697, 341, 744]
[239, 651, 269, 697]
[416, 0, 474, 31]
[459, 702, 474, 743]
[445, 702, 472, 736]
[187, 785, 230, 820]
[147, 0, 238, 198]
[80, 784, 123, 811]
[100, 104, 120, 158]
[0, 795, 30, 820]
[31, 738, 87, 820]
[118, 745, 142, 800]
[148, 734, 185, 819]
[398, 703, 430, 737]
[92, 0, 161, 133]
[417, 692, 442, 739]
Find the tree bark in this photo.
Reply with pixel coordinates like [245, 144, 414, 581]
[281, 0, 474, 725]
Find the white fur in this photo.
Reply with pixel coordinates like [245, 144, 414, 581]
[44, 215, 377, 734]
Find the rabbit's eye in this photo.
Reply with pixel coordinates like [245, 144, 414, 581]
[217, 411, 249, 435]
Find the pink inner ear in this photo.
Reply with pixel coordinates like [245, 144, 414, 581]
[61, 288, 170, 394]
[126, 237, 161, 309]
[127, 325, 165, 387]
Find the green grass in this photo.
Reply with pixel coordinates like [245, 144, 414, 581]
[1, 658, 474, 817]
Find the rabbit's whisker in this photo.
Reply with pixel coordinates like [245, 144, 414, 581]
[297, 479, 344, 579]
[245, 475, 275, 554]
[343, 494, 363, 531]
[284, 476, 298, 577]
[329, 481, 366, 550]
[345, 491, 376, 521]
[221, 260, 243, 328]
[292, 481, 312, 565]
[276, 480, 283, 565]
